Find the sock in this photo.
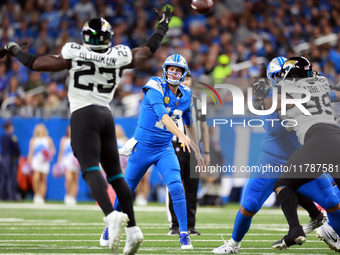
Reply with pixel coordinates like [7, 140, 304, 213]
[83, 170, 113, 216]
[168, 182, 187, 232]
[277, 187, 300, 230]
[231, 210, 252, 242]
[297, 193, 321, 219]
[327, 210, 340, 235]
[110, 177, 136, 227]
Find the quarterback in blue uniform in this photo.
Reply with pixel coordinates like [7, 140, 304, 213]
[112, 54, 203, 249]
[212, 57, 339, 254]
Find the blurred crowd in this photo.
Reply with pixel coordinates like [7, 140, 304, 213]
[1, 0, 340, 117]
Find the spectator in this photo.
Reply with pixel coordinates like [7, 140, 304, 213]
[27, 123, 55, 204]
[212, 54, 232, 84]
[0, 120, 20, 200]
[57, 125, 80, 205]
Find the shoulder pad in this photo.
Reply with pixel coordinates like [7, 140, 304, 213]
[61, 42, 82, 59]
[143, 77, 165, 96]
[111, 45, 133, 67]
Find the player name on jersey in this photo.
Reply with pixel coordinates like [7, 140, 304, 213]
[79, 52, 118, 66]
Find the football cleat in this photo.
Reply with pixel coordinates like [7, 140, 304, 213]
[168, 226, 180, 236]
[100, 226, 109, 247]
[272, 225, 306, 250]
[303, 212, 328, 234]
[103, 211, 129, 253]
[123, 226, 143, 255]
[188, 227, 201, 236]
[179, 233, 193, 249]
[212, 239, 240, 254]
[316, 222, 340, 252]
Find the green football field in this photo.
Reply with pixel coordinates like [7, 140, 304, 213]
[0, 202, 335, 255]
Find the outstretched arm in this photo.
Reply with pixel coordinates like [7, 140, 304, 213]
[161, 114, 191, 152]
[32, 55, 71, 72]
[123, 5, 172, 70]
[5, 42, 71, 71]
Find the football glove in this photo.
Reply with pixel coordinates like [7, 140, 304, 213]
[253, 79, 270, 99]
[5, 42, 21, 56]
[253, 97, 265, 110]
[153, 5, 173, 36]
[2, 42, 28, 58]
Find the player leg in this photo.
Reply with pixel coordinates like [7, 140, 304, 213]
[213, 171, 278, 254]
[100, 112, 135, 226]
[100, 112, 145, 254]
[167, 152, 185, 235]
[113, 142, 153, 212]
[297, 193, 325, 234]
[297, 174, 340, 252]
[71, 106, 129, 252]
[156, 147, 193, 249]
[71, 107, 114, 216]
[273, 132, 340, 250]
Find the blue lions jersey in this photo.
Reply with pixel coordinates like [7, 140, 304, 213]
[259, 89, 301, 166]
[134, 77, 192, 147]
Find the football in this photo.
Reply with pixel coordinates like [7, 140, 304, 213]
[191, 0, 213, 14]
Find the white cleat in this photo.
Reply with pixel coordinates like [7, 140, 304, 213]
[316, 222, 340, 253]
[104, 211, 129, 253]
[212, 239, 241, 254]
[100, 226, 109, 247]
[123, 226, 144, 255]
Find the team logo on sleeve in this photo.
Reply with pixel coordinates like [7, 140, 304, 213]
[164, 97, 170, 104]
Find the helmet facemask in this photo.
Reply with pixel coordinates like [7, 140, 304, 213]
[165, 66, 185, 86]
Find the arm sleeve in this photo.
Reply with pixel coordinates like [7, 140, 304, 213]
[146, 89, 168, 119]
[330, 90, 337, 102]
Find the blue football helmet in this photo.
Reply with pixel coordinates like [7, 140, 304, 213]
[162, 54, 189, 86]
[82, 18, 113, 50]
[266, 56, 287, 86]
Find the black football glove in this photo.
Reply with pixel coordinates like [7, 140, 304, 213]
[153, 5, 173, 36]
[253, 97, 265, 110]
[2, 42, 28, 58]
[253, 79, 270, 99]
[5, 42, 21, 56]
[0, 47, 7, 59]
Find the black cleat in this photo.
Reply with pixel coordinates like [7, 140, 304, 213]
[272, 225, 306, 250]
[188, 227, 201, 235]
[168, 226, 180, 236]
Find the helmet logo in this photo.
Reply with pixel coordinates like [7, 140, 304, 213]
[283, 60, 298, 68]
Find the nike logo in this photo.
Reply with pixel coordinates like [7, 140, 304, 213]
[326, 231, 338, 243]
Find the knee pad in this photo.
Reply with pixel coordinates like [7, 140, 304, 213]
[324, 193, 339, 209]
[242, 197, 260, 213]
[168, 181, 185, 206]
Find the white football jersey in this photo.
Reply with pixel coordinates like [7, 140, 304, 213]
[61, 42, 132, 113]
[281, 76, 336, 144]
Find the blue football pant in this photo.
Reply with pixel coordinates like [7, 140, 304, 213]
[114, 142, 188, 232]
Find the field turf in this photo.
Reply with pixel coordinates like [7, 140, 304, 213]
[0, 202, 335, 255]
